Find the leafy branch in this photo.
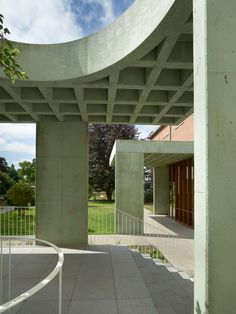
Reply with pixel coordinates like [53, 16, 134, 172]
[0, 14, 28, 83]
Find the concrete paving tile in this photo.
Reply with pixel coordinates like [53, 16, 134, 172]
[67, 300, 118, 314]
[30, 275, 76, 301]
[158, 305, 177, 314]
[2, 254, 25, 264]
[112, 261, 141, 277]
[72, 276, 116, 300]
[63, 254, 83, 263]
[115, 276, 150, 299]
[11, 262, 49, 279]
[79, 261, 113, 278]
[111, 251, 133, 262]
[21, 254, 55, 264]
[1, 278, 41, 303]
[82, 253, 111, 264]
[117, 298, 158, 314]
[169, 295, 193, 314]
[16, 300, 70, 314]
[88, 245, 111, 252]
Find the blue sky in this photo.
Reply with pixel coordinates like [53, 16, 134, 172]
[0, 0, 155, 167]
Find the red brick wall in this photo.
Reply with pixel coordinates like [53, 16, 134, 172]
[150, 114, 194, 141]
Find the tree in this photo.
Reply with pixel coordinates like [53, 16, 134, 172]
[7, 182, 34, 206]
[0, 156, 8, 172]
[0, 170, 14, 194]
[0, 14, 28, 83]
[144, 166, 153, 203]
[89, 124, 139, 200]
[8, 164, 19, 182]
[18, 159, 35, 185]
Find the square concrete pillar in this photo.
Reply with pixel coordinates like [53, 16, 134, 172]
[194, 1, 236, 312]
[115, 152, 144, 234]
[154, 166, 169, 215]
[36, 118, 88, 248]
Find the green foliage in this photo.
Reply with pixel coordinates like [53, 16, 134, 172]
[8, 164, 19, 182]
[0, 156, 8, 172]
[18, 159, 35, 185]
[89, 125, 139, 200]
[0, 14, 28, 83]
[0, 170, 14, 194]
[144, 190, 153, 203]
[7, 182, 35, 206]
[88, 185, 93, 199]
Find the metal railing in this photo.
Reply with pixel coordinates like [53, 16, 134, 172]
[0, 236, 64, 313]
[88, 207, 178, 266]
[0, 205, 180, 272]
[0, 207, 35, 236]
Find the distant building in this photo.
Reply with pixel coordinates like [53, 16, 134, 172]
[148, 115, 194, 228]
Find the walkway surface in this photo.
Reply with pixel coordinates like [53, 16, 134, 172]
[144, 210, 194, 278]
[89, 210, 194, 278]
[1, 245, 193, 314]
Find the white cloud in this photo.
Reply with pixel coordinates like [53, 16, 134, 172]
[1, 0, 83, 43]
[0, 124, 35, 140]
[0, 137, 35, 154]
[0, 124, 35, 162]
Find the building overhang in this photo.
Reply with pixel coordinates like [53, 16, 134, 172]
[0, 0, 193, 125]
[110, 140, 193, 167]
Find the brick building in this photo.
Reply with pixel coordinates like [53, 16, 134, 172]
[148, 114, 194, 227]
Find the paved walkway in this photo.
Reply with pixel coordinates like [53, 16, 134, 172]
[1, 245, 193, 314]
[144, 210, 194, 278]
[89, 210, 194, 278]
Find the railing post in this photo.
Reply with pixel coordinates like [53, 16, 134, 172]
[59, 269, 62, 314]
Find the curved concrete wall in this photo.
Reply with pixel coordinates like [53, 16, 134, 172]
[0, 0, 175, 81]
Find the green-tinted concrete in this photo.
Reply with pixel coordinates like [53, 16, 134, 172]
[115, 152, 144, 234]
[111, 140, 193, 234]
[194, 1, 236, 313]
[0, 0, 193, 125]
[36, 118, 88, 248]
[110, 140, 193, 167]
[154, 166, 169, 215]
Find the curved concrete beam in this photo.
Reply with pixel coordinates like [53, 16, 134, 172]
[0, 0, 175, 81]
[0, 0, 193, 124]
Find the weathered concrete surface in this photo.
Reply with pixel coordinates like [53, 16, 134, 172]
[110, 140, 194, 167]
[115, 152, 144, 234]
[0, 0, 193, 125]
[194, 0, 236, 313]
[36, 118, 88, 248]
[154, 167, 169, 215]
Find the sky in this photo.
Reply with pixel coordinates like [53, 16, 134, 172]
[0, 0, 155, 167]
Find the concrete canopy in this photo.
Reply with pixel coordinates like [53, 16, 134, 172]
[110, 140, 193, 167]
[0, 0, 193, 125]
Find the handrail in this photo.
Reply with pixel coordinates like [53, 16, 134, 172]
[0, 236, 64, 313]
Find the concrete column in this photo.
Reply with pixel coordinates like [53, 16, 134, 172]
[36, 118, 88, 248]
[194, 1, 236, 313]
[115, 152, 144, 234]
[154, 166, 169, 215]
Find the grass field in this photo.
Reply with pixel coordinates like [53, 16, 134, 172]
[144, 204, 153, 212]
[88, 201, 115, 234]
[0, 202, 115, 236]
[1, 201, 154, 236]
[0, 207, 36, 235]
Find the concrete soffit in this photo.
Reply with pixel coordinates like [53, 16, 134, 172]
[0, 0, 193, 125]
[109, 140, 194, 167]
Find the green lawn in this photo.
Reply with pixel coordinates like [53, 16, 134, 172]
[2, 201, 156, 236]
[0, 207, 36, 235]
[88, 201, 115, 234]
[144, 204, 153, 212]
